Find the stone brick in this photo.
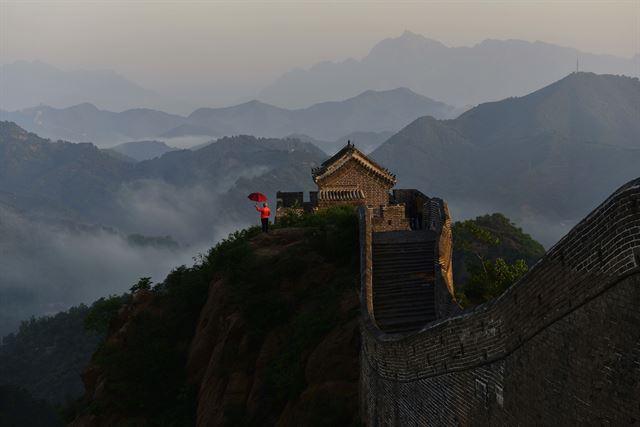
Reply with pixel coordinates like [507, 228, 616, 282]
[316, 158, 393, 209]
[359, 179, 640, 425]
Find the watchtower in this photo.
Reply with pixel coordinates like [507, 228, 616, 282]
[311, 141, 396, 208]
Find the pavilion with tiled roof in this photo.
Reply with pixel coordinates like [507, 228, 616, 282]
[311, 141, 396, 208]
[275, 141, 418, 232]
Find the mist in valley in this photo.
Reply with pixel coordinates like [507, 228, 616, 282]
[0, 177, 256, 338]
[1, 1, 638, 340]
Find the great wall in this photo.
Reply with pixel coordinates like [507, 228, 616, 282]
[275, 142, 640, 425]
[358, 178, 640, 426]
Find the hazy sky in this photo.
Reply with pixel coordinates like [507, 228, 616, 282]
[1, 0, 638, 105]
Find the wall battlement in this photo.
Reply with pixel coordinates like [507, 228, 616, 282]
[359, 178, 640, 426]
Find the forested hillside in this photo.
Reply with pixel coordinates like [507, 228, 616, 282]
[0, 122, 327, 336]
[67, 208, 361, 426]
[0, 206, 544, 426]
[0, 121, 324, 234]
[452, 213, 546, 304]
[1, 88, 458, 147]
[372, 73, 640, 245]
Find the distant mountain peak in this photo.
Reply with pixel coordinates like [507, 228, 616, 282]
[358, 87, 413, 96]
[0, 120, 31, 140]
[258, 32, 639, 109]
[398, 30, 443, 45]
[368, 30, 447, 57]
[371, 73, 640, 245]
[241, 99, 275, 108]
[67, 102, 100, 111]
[541, 71, 639, 95]
[346, 87, 443, 105]
[110, 140, 178, 161]
[5, 86, 460, 146]
[0, 60, 189, 114]
[457, 72, 640, 137]
[399, 29, 423, 39]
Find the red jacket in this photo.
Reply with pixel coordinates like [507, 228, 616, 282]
[256, 206, 271, 219]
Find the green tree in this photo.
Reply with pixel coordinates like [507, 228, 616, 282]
[464, 258, 529, 304]
[453, 214, 540, 305]
[84, 295, 128, 335]
[455, 220, 500, 266]
[129, 277, 152, 293]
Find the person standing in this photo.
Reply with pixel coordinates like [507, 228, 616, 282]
[255, 202, 271, 233]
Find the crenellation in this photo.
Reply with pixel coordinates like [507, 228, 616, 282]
[276, 141, 639, 424]
[359, 178, 640, 426]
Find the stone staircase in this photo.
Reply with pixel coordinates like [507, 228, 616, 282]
[372, 233, 436, 334]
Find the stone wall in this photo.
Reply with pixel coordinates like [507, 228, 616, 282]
[392, 189, 431, 229]
[358, 198, 458, 326]
[274, 191, 317, 223]
[320, 159, 392, 208]
[276, 191, 304, 208]
[360, 207, 375, 319]
[434, 201, 456, 318]
[371, 205, 411, 232]
[359, 178, 640, 426]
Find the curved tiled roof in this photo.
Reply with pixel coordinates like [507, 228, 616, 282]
[312, 143, 396, 186]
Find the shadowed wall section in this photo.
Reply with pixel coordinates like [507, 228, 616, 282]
[359, 178, 640, 426]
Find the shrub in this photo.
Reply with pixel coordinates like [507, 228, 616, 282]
[453, 213, 543, 305]
[129, 277, 152, 293]
[84, 294, 129, 335]
[463, 258, 529, 304]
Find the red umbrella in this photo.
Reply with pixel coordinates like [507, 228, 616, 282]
[248, 192, 268, 202]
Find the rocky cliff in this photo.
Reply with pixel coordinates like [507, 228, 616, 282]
[69, 208, 361, 426]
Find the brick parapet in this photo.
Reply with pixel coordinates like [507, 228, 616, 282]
[359, 207, 375, 319]
[432, 200, 459, 319]
[371, 205, 411, 232]
[360, 178, 640, 425]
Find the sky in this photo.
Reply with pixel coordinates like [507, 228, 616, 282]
[1, 0, 639, 106]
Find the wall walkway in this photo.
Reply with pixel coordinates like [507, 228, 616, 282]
[359, 178, 640, 426]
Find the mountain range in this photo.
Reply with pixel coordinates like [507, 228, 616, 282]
[3, 72, 638, 246]
[109, 140, 178, 161]
[0, 121, 328, 335]
[4, 34, 638, 117]
[1, 72, 638, 324]
[0, 103, 186, 147]
[287, 131, 396, 155]
[1, 71, 638, 337]
[0, 61, 189, 114]
[371, 72, 640, 245]
[259, 31, 640, 108]
[0, 121, 325, 233]
[1, 88, 458, 148]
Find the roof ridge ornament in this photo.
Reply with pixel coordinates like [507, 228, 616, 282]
[312, 141, 396, 186]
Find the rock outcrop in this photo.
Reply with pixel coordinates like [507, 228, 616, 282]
[70, 223, 361, 426]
